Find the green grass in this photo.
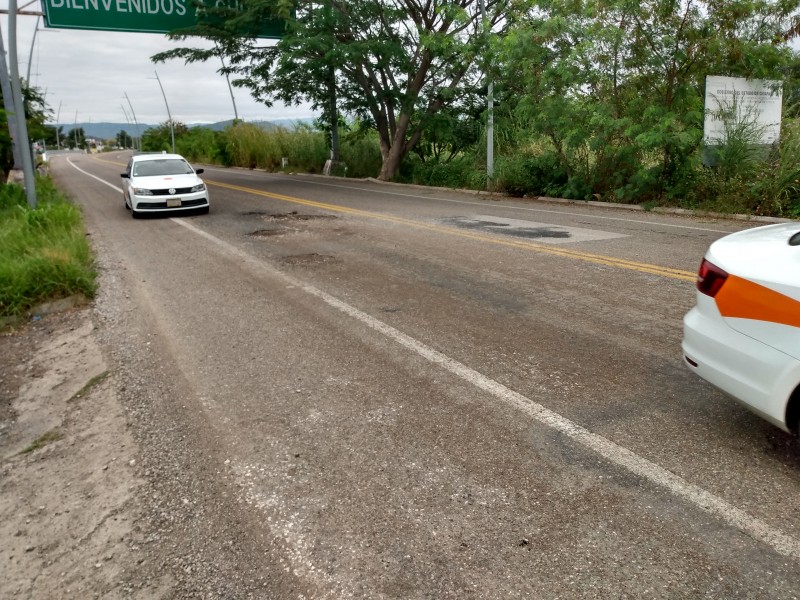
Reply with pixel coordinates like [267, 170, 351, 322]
[0, 177, 97, 318]
[20, 429, 64, 454]
[69, 371, 110, 402]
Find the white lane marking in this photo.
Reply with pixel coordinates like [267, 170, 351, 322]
[68, 157, 124, 193]
[171, 216, 800, 561]
[201, 165, 733, 234]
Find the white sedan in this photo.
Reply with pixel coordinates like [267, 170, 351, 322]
[682, 222, 800, 434]
[121, 153, 210, 218]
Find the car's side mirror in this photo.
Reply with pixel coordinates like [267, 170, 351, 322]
[195, 168, 204, 174]
[121, 173, 130, 178]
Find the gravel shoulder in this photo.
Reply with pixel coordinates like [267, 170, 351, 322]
[0, 305, 175, 599]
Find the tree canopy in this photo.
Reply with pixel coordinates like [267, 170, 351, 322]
[155, 0, 800, 199]
[154, 0, 509, 180]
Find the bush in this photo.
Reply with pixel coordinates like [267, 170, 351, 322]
[178, 127, 229, 165]
[409, 156, 485, 189]
[494, 153, 569, 197]
[339, 133, 383, 178]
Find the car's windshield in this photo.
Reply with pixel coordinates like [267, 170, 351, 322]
[132, 159, 194, 177]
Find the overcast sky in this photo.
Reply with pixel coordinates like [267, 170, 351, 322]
[1, 0, 315, 126]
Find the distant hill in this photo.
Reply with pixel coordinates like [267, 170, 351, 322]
[50, 118, 316, 140]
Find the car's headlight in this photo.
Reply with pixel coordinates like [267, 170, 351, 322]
[132, 187, 153, 196]
[190, 183, 206, 193]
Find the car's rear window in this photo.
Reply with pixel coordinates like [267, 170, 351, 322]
[133, 159, 194, 177]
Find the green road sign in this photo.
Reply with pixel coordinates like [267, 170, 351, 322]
[42, 0, 286, 38]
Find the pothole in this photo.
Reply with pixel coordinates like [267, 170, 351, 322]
[266, 211, 337, 222]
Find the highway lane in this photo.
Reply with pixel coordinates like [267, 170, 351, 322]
[50, 152, 800, 597]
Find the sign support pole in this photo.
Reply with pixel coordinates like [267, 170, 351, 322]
[8, 0, 37, 207]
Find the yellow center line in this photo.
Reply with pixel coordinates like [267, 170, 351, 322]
[207, 179, 697, 282]
[86, 155, 696, 282]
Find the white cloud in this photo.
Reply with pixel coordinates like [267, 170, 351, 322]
[1, 1, 315, 125]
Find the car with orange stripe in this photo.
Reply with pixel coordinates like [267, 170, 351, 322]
[682, 222, 800, 434]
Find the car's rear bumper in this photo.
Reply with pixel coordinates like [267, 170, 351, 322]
[682, 299, 799, 432]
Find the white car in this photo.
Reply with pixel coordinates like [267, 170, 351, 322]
[121, 153, 209, 218]
[682, 222, 800, 434]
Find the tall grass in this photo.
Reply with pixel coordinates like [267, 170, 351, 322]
[170, 116, 800, 217]
[221, 123, 330, 172]
[751, 119, 800, 217]
[0, 178, 96, 317]
[178, 122, 383, 178]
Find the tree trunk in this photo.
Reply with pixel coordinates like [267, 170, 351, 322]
[377, 112, 412, 180]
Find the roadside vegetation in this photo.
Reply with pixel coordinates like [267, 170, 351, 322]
[9, 0, 800, 219]
[0, 178, 96, 319]
[136, 108, 800, 219]
[141, 0, 800, 218]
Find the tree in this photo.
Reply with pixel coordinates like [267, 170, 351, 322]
[153, 0, 510, 180]
[141, 121, 189, 152]
[116, 130, 133, 149]
[0, 81, 52, 176]
[65, 127, 86, 150]
[496, 0, 799, 200]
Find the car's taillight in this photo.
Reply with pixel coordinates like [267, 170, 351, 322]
[697, 259, 728, 297]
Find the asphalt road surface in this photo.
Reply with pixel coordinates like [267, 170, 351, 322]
[49, 152, 800, 598]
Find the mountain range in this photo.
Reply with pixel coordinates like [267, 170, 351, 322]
[52, 118, 314, 140]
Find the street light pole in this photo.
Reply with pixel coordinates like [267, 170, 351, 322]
[8, 0, 37, 207]
[153, 71, 175, 153]
[25, 15, 39, 84]
[123, 92, 141, 151]
[120, 104, 133, 149]
[55, 100, 62, 150]
[217, 48, 239, 123]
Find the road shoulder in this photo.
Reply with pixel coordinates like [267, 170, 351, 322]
[0, 308, 172, 598]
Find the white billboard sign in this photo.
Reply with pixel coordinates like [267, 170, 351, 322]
[704, 76, 782, 146]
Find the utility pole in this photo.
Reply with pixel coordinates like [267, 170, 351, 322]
[8, 0, 37, 207]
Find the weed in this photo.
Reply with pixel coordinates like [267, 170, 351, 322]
[68, 371, 110, 402]
[20, 430, 63, 454]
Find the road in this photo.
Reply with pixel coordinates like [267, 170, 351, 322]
[48, 151, 800, 598]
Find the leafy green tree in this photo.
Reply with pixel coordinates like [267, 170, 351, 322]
[153, 0, 509, 180]
[497, 0, 799, 201]
[65, 127, 86, 150]
[0, 82, 52, 175]
[141, 121, 189, 152]
[116, 130, 133, 149]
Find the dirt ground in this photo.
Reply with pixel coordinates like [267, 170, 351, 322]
[0, 307, 171, 599]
